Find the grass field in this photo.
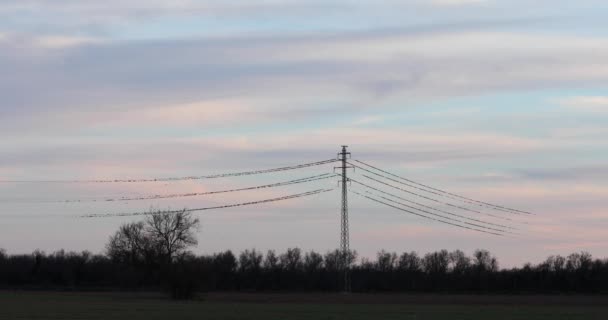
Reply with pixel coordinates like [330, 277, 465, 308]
[2, 291, 608, 320]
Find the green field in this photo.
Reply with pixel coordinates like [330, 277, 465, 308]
[1, 291, 608, 320]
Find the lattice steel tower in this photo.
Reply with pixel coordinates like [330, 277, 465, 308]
[338, 145, 351, 292]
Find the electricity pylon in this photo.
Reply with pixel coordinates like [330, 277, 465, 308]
[337, 145, 352, 292]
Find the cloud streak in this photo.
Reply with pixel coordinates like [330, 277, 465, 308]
[4, 29, 608, 133]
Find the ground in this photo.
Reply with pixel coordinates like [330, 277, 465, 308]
[1, 291, 608, 319]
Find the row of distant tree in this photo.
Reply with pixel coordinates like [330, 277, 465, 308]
[1, 210, 607, 297]
[2, 247, 606, 293]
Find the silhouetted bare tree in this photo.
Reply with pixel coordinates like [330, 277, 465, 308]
[263, 250, 279, 270]
[422, 250, 449, 274]
[106, 222, 152, 265]
[376, 250, 398, 272]
[473, 249, 498, 272]
[397, 251, 421, 272]
[279, 248, 303, 272]
[303, 251, 323, 273]
[104, 209, 200, 299]
[324, 249, 357, 271]
[106, 209, 200, 266]
[449, 250, 471, 274]
[239, 249, 263, 274]
[145, 209, 200, 264]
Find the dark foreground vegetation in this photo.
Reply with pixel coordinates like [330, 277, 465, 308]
[3, 291, 608, 320]
[1, 210, 607, 298]
[2, 246, 607, 295]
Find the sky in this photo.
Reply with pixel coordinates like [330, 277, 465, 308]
[1, 0, 608, 267]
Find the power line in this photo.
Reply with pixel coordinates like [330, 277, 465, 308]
[347, 176, 518, 231]
[1, 146, 530, 240]
[48, 173, 336, 203]
[362, 189, 515, 235]
[0, 159, 338, 184]
[352, 159, 532, 215]
[81, 188, 335, 218]
[350, 162, 523, 217]
[351, 190, 504, 236]
[359, 173, 523, 224]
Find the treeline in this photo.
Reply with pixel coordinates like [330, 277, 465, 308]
[2, 247, 607, 294]
[1, 210, 607, 296]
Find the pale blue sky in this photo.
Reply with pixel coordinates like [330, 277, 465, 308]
[1, 0, 608, 266]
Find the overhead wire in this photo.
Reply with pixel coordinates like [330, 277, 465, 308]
[351, 190, 504, 236]
[352, 159, 532, 215]
[359, 173, 522, 223]
[0, 153, 530, 238]
[0, 159, 339, 184]
[362, 189, 516, 235]
[48, 173, 337, 203]
[81, 188, 335, 218]
[346, 176, 518, 230]
[349, 161, 523, 217]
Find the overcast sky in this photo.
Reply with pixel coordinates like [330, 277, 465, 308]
[1, 0, 608, 267]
